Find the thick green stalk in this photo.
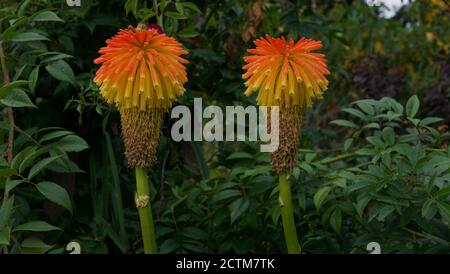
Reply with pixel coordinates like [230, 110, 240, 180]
[135, 167, 157, 254]
[278, 173, 301, 254]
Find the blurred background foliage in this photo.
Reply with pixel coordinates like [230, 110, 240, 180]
[0, 0, 449, 253]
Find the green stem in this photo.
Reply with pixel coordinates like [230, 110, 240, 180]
[153, 0, 164, 30]
[278, 173, 301, 254]
[135, 166, 157, 254]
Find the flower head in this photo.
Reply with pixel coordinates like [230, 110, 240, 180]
[94, 24, 188, 110]
[242, 35, 330, 108]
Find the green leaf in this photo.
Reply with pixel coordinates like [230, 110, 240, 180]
[356, 101, 375, 115]
[19, 147, 47, 173]
[226, 151, 253, 160]
[32, 11, 63, 22]
[313, 186, 331, 210]
[40, 130, 73, 143]
[330, 119, 359, 129]
[211, 189, 241, 203]
[40, 52, 73, 64]
[435, 186, 450, 199]
[344, 138, 353, 151]
[342, 107, 367, 120]
[0, 88, 36, 108]
[45, 60, 76, 86]
[28, 156, 62, 179]
[159, 239, 180, 254]
[422, 199, 436, 219]
[56, 135, 89, 152]
[36, 181, 72, 213]
[229, 198, 250, 223]
[165, 11, 188, 19]
[366, 136, 384, 148]
[0, 167, 17, 177]
[0, 80, 29, 98]
[329, 208, 342, 234]
[11, 32, 49, 42]
[14, 221, 61, 232]
[125, 0, 138, 16]
[437, 202, 450, 221]
[5, 179, 24, 194]
[362, 122, 380, 130]
[354, 196, 371, 218]
[11, 146, 35, 170]
[181, 227, 208, 241]
[28, 66, 39, 93]
[180, 2, 202, 13]
[13, 64, 27, 81]
[21, 237, 54, 254]
[0, 196, 14, 230]
[419, 117, 443, 126]
[377, 205, 395, 221]
[177, 27, 199, 38]
[0, 226, 11, 246]
[382, 127, 395, 145]
[406, 95, 420, 118]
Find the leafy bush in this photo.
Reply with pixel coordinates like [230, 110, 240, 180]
[0, 0, 449, 254]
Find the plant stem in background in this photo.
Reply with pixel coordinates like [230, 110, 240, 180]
[135, 166, 157, 254]
[278, 173, 301, 254]
[0, 41, 14, 206]
[153, 0, 164, 30]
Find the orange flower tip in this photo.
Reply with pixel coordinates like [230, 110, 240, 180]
[93, 25, 188, 110]
[242, 34, 329, 108]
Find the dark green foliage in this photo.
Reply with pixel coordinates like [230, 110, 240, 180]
[0, 0, 449, 253]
